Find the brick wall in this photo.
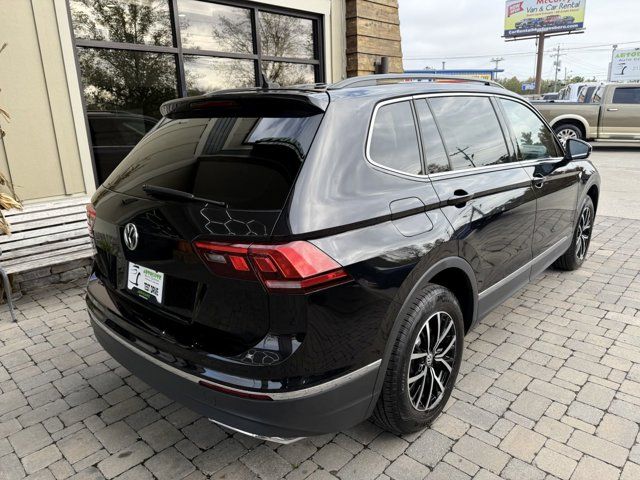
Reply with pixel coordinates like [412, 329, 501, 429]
[11, 258, 92, 294]
[345, 0, 403, 77]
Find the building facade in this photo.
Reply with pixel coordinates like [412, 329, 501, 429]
[0, 0, 402, 204]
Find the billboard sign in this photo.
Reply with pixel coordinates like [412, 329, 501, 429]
[504, 0, 586, 38]
[610, 48, 640, 82]
[522, 82, 536, 91]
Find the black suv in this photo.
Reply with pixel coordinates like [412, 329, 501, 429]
[86, 74, 600, 443]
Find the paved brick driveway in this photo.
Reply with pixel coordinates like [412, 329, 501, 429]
[1, 215, 639, 480]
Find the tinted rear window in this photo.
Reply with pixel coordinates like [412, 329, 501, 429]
[104, 114, 322, 210]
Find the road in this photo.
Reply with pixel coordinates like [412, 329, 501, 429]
[590, 145, 640, 220]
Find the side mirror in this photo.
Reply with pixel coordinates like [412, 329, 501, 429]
[564, 138, 592, 161]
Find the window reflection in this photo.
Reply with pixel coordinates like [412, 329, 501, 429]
[77, 47, 177, 183]
[70, 0, 172, 46]
[429, 97, 511, 169]
[500, 100, 559, 160]
[369, 102, 422, 175]
[414, 100, 450, 173]
[262, 61, 315, 86]
[184, 55, 255, 95]
[178, 0, 253, 53]
[259, 12, 314, 59]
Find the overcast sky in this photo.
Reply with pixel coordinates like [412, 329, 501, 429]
[399, 0, 640, 81]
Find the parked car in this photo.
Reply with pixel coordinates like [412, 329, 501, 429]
[515, 17, 543, 30]
[535, 83, 640, 143]
[542, 92, 560, 101]
[562, 15, 576, 24]
[86, 74, 600, 443]
[557, 82, 601, 102]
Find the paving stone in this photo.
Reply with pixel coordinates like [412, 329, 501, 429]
[457, 371, 494, 397]
[144, 447, 194, 480]
[241, 445, 292, 480]
[427, 462, 470, 480]
[22, 444, 62, 475]
[596, 413, 638, 448]
[0, 453, 26, 480]
[9, 423, 52, 457]
[510, 391, 552, 421]
[96, 442, 154, 479]
[181, 418, 226, 450]
[534, 416, 574, 443]
[405, 429, 452, 467]
[313, 442, 353, 471]
[337, 448, 389, 480]
[447, 402, 498, 430]
[57, 428, 101, 464]
[571, 455, 620, 480]
[499, 425, 546, 462]
[568, 429, 629, 467]
[494, 370, 531, 395]
[384, 454, 429, 480]
[534, 447, 577, 480]
[192, 438, 245, 475]
[113, 465, 153, 480]
[567, 401, 605, 425]
[501, 458, 545, 480]
[94, 421, 138, 453]
[620, 462, 640, 480]
[138, 419, 183, 452]
[576, 382, 616, 409]
[452, 436, 509, 474]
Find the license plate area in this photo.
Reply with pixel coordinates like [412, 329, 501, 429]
[127, 262, 164, 304]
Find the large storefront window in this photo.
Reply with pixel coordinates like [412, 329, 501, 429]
[69, 0, 323, 184]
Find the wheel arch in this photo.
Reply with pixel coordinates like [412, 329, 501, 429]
[550, 115, 589, 139]
[366, 256, 478, 416]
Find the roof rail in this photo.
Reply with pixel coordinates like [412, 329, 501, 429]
[328, 73, 505, 90]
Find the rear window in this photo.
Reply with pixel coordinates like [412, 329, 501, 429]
[104, 114, 322, 210]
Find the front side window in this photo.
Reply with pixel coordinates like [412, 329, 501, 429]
[612, 87, 640, 104]
[429, 97, 510, 170]
[500, 99, 560, 160]
[369, 102, 422, 176]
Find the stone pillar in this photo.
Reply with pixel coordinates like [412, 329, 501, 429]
[345, 0, 403, 77]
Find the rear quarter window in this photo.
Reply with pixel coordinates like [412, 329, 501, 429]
[368, 101, 423, 176]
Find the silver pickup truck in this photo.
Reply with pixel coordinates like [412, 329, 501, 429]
[534, 83, 640, 143]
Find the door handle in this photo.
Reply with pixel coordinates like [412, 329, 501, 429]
[447, 189, 473, 206]
[607, 108, 619, 112]
[532, 173, 546, 188]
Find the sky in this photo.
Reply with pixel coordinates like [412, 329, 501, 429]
[399, 0, 640, 81]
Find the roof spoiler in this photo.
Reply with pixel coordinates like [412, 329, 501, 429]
[160, 91, 328, 119]
[328, 73, 505, 90]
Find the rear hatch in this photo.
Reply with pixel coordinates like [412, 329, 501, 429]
[90, 91, 327, 356]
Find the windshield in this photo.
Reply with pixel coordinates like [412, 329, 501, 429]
[104, 114, 323, 210]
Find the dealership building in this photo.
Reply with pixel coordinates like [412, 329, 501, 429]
[0, 0, 403, 204]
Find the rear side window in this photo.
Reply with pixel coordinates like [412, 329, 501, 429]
[105, 114, 322, 210]
[499, 99, 561, 160]
[369, 101, 423, 175]
[429, 96, 511, 170]
[414, 100, 450, 174]
[612, 87, 640, 104]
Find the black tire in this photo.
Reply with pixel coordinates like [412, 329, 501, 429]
[372, 284, 464, 435]
[554, 123, 583, 144]
[553, 196, 595, 271]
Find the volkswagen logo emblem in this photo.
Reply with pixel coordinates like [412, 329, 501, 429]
[123, 223, 139, 251]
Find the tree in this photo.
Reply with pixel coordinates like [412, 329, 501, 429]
[71, 0, 177, 116]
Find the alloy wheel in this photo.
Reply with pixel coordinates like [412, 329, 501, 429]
[556, 128, 578, 145]
[575, 205, 593, 260]
[407, 311, 457, 411]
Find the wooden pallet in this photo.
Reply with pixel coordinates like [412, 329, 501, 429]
[1, 196, 94, 275]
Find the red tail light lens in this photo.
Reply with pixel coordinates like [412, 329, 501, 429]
[193, 240, 350, 293]
[86, 203, 97, 237]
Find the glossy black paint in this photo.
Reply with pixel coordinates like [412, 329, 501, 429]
[87, 82, 600, 437]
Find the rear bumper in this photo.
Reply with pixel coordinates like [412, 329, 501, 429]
[89, 298, 380, 440]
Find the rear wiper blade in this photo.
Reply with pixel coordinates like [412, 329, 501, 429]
[142, 184, 227, 208]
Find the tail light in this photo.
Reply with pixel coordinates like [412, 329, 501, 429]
[86, 203, 96, 237]
[193, 240, 350, 293]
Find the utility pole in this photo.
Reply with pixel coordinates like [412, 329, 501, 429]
[441, 61, 446, 71]
[491, 57, 504, 80]
[534, 33, 545, 95]
[552, 45, 562, 92]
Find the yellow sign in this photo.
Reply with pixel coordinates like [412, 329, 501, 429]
[504, 0, 586, 37]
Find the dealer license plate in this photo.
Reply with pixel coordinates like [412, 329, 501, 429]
[127, 262, 164, 303]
